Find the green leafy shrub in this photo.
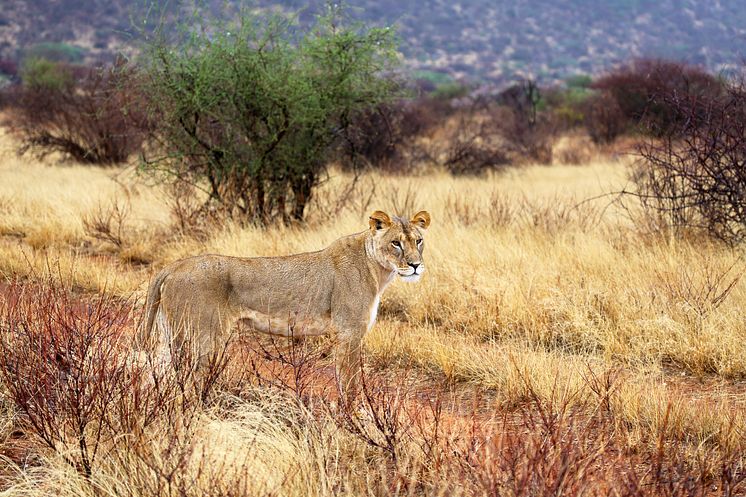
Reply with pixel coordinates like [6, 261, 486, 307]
[19, 57, 74, 91]
[140, 6, 400, 225]
[432, 81, 470, 100]
[542, 84, 594, 130]
[564, 73, 592, 90]
[22, 42, 86, 64]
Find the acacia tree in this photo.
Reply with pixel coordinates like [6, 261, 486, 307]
[140, 7, 400, 225]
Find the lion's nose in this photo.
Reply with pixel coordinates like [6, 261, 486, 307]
[408, 262, 420, 271]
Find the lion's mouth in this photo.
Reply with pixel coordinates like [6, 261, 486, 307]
[398, 265, 425, 279]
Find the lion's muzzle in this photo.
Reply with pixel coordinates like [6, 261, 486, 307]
[398, 263, 425, 280]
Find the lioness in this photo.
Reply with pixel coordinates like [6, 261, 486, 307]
[140, 210, 431, 396]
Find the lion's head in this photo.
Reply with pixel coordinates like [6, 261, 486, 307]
[368, 210, 431, 282]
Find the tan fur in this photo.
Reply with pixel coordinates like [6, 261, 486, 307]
[140, 210, 431, 397]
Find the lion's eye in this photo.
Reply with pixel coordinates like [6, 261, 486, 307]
[416, 239, 423, 246]
[391, 240, 401, 249]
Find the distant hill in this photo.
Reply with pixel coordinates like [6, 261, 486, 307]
[1, 0, 745, 84]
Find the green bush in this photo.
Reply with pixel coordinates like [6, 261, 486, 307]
[547, 86, 595, 129]
[564, 73, 592, 89]
[432, 81, 470, 100]
[19, 58, 74, 91]
[140, 6, 400, 225]
[22, 42, 86, 64]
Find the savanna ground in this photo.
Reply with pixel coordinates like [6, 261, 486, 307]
[0, 124, 745, 496]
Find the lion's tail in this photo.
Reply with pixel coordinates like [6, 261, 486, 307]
[139, 269, 169, 350]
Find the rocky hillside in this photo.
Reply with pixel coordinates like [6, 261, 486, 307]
[1, 0, 744, 84]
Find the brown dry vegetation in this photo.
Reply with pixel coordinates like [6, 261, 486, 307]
[0, 125, 745, 495]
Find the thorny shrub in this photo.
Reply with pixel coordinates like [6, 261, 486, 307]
[592, 58, 723, 139]
[634, 76, 746, 244]
[4, 59, 148, 164]
[339, 101, 436, 174]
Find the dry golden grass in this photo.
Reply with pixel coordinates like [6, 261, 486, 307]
[1, 128, 746, 494]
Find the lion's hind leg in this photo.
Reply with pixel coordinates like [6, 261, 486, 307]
[167, 302, 235, 373]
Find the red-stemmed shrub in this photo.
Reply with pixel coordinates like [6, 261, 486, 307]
[0, 277, 237, 478]
[0, 278, 137, 476]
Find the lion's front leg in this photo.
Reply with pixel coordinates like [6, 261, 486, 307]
[331, 276, 378, 404]
[335, 331, 364, 402]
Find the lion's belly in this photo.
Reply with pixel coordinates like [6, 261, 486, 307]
[237, 309, 332, 337]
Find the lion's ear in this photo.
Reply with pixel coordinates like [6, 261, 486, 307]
[369, 210, 392, 231]
[411, 210, 431, 230]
